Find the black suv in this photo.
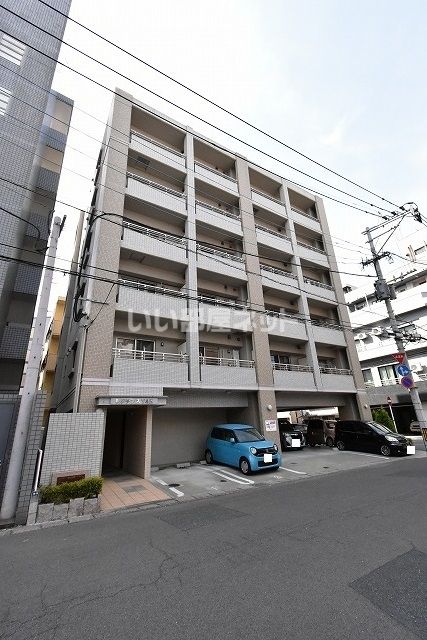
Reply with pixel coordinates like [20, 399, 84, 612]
[278, 419, 305, 451]
[335, 420, 410, 457]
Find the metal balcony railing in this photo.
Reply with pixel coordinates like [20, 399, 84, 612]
[320, 367, 353, 376]
[311, 318, 343, 331]
[198, 294, 248, 309]
[123, 219, 186, 247]
[118, 278, 187, 299]
[113, 348, 189, 363]
[260, 264, 298, 279]
[303, 276, 334, 291]
[197, 243, 244, 263]
[272, 363, 314, 373]
[195, 199, 240, 220]
[297, 240, 326, 255]
[265, 309, 305, 324]
[130, 130, 184, 157]
[194, 161, 237, 183]
[126, 172, 185, 199]
[255, 224, 291, 241]
[290, 205, 319, 222]
[199, 356, 255, 368]
[251, 187, 283, 206]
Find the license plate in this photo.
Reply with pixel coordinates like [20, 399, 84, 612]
[406, 445, 416, 455]
[291, 439, 301, 448]
[264, 453, 273, 463]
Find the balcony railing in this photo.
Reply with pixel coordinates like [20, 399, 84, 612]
[126, 172, 185, 200]
[260, 264, 297, 279]
[265, 309, 305, 323]
[198, 294, 248, 309]
[255, 224, 291, 241]
[130, 130, 184, 158]
[194, 161, 237, 183]
[320, 367, 353, 376]
[197, 243, 244, 263]
[113, 348, 188, 363]
[303, 276, 334, 291]
[291, 206, 319, 222]
[199, 356, 255, 368]
[272, 363, 314, 373]
[118, 278, 186, 299]
[123, 219, 186, 247]
[195, 199, 240, 220]
[251, 187, 283, 206]
[311, 318, 343, 331]
[297, 240, 326, 255]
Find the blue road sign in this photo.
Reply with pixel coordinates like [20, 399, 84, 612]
[401, 376, 414, 389]
[397, 364, 410, 377]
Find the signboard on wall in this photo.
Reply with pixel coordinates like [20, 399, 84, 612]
[265, 419, 277, 432]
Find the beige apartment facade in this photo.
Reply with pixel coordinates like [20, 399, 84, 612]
[49, 90, 371, 481]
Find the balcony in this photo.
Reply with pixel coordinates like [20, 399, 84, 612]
[112, 349, 189, 385]
[116, 280, 188, 320]
[265, 311, 307, 340]
[251, 188, 286, 217]
[195, 200, 242, 236]
[194, 162, 238, 195]
[303, 277, 336, 302]
[197, 244, 247, 280]
[290, 206, 321, 232]
[296, 240, 329, 267]
[260, 264, 298, 295]
[320, 368, 356, 392]
[198, 298, 251, 331]
[311, 321, 346, 346]
[130, 130, 186, 170]
[199, 356, 257, 388]
[126, 172, 187, 216]
[122, 221, 187, 264]
[255, 224, 292, 253]
[272, 363, 316, 391]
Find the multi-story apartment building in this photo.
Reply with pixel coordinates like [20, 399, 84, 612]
[0, 1, 72, 494]
[345, 241, 427, 430]
[40, 296, 65, 425]
[50, 91, 370, 480]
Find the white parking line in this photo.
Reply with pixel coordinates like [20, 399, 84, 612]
[211, 470, 254, 485]
[152, 477, 167, 486]
[280, 467, 307, 475]
[169, 487, 184, 497]
[339, 451, 390, 460]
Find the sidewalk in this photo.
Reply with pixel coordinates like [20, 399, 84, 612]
[100, 472, 171, 511]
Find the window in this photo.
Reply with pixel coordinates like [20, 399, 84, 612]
[0, 87, 11, 116]
[362, 369, 374, 386]
[378, 364, 397, 386]
[0, 33, 25, 65]
[115, 337, 154, 353]
[271, 353, 290, 365]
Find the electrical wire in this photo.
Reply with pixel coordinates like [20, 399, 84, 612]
[36, 0, 401, 210]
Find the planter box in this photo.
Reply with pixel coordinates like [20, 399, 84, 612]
[34, 496, 100, 524]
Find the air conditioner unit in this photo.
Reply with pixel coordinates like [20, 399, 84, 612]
[411, 363, 423, 372]
[371, 327, 383, 336]
[355, 333, 367, 340]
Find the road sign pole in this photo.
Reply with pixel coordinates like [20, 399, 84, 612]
[365, 228, 427, 432]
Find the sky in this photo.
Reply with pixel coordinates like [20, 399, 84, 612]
[47, 0, 427, 308]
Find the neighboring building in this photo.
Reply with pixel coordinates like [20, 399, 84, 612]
[345, 242, 427, 430]
[40, 297, 65, 424]
[0, 1, 72, 495]
[48, 91, 370, 482]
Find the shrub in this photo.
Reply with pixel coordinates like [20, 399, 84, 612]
[39, 476, 103, 505]
[372, 407, 396, 432]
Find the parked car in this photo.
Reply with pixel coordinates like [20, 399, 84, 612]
[305, 419, 325, 447]
[205, 424, 281, 475]
[324, 420, 336, 447]
[410, 420, 421, 433]
[335, 420, 412, 457]
[278, 419, 305, 450]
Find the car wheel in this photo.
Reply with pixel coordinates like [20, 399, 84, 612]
[205, 449, 214, 465]
[380, 444, 391, 457]
[336, 440, 345, 451]
[239, 457, 251, 475]
[325, 436, 334, 448]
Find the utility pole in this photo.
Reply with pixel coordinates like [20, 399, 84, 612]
[0, 217, 62, 521]
[364, 224, 427, 432]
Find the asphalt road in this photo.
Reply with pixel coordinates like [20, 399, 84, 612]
[1, 456, 426, 640]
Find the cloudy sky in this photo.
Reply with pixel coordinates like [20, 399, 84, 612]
[48, 0, 427, 303]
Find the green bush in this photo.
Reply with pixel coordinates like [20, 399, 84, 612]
[372, 407, 396, 432]
[39, 476, 103, 505]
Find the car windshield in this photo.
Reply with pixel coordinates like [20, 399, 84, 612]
[235, 428, 265, 443]
[367, 421, 393, 434]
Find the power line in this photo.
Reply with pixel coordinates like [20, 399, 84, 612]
[0, 13, 396, 217]
[36, 0, 401, 210]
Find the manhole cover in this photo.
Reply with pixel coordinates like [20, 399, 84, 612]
[168, 483, 181, 488]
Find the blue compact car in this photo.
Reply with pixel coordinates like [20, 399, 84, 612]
[205, 424, 281, 475]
